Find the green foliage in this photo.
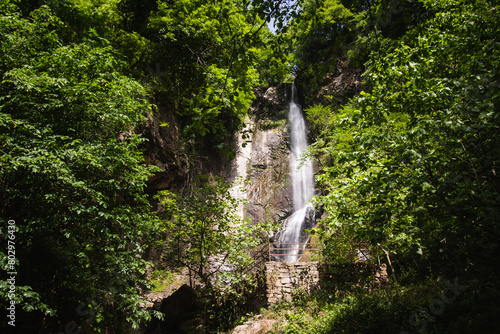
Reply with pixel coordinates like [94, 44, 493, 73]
[157, 175, 270, 288]
[306, 4, 500, 331]
[149, 268, 177, 292]
[250, 1, 500, 332]
[288, 0, 431, 102]
[9, 0, 500, 332]
[27, 0, 294, 153]
[144, 0, 275, 147]
[269, 276, 500, 334]
[157, 175, 272, 331]
[269, 290, 420, 334]
[304, 104, 333, 138]
[287, 0, 355, 97]
[0, 2, 160, 331]
[0, 0, 297, 331]
[259, 118, 287, 130]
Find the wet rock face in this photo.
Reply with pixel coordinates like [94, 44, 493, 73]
[245, 125, 293, 226]
[284, 205, 316, 245]
[244, 86, 294, 227]
[302, 206, 316, 239]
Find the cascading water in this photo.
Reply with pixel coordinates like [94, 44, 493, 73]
[278, 85, 315, 262]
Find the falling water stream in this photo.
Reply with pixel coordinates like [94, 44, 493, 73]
[278, 85, 315, 262]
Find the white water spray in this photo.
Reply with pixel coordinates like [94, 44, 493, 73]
[278, 85, 315, 262]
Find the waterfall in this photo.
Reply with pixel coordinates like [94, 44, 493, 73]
[278, 85, 315, 262]
[289, 86, 315, 211]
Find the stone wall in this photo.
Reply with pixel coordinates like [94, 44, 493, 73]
[265, 262, 320, 304]
[265, 261, 389, 304]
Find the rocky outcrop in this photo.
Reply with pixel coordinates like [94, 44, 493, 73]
[141, 97, 237, 197]
[231, 315, 277, 334]
[245, 122, 292, 226]
[296, 57, 363, 111]
[139, 84, 297, 223]
[251, 85, 289, 118]
[371, 263, 389, 289]
[140, 104, 190, 194]
[159, 284, 203, 333]
[313, 59, 363, 108]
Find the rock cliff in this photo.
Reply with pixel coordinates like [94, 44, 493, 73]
[243, 85, 294, 228]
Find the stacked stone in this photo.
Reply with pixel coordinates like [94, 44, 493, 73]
[265, 262, 320, 304]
